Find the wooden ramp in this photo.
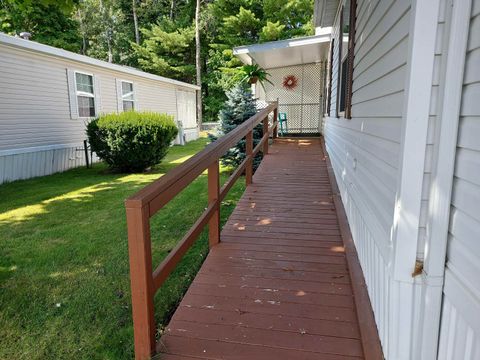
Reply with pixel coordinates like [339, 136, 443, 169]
[157, 138, 382, 359]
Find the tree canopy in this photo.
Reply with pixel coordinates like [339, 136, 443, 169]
[0, 0, 314, 122]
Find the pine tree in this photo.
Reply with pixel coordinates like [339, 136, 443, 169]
[214, 83, 263, 169]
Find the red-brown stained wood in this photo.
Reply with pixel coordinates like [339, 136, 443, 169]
[245, 130, 253, 186]
[158, 138, 383, 359]
[125, 205, 156, 359]
[126, 103, 280, 360]
[262, 116, 269, 154]
[208, 160, 220, 248]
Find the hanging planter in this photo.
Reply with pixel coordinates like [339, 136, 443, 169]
[283, 75, 298, 90]
[240, 64, 273, 90]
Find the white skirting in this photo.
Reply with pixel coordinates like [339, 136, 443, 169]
[0, 143, 99, 184]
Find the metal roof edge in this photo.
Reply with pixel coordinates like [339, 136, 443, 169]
[0, 32, 200, 91]
[233, 33, 331, 57]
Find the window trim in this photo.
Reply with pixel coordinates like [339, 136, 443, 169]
[345, 0, 357, 119]
[327, 39, 334, 116]
[120, 80, 135, 112]
[335, 5, 343, 118]
[336, 0, 356, 119]
[74, 70, 96, 118]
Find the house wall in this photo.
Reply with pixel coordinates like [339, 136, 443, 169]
[325, 0, 480, 358]
[323, 0, 412, 356]
[0, 40, 198, 183]
[437, 0, 480, 357]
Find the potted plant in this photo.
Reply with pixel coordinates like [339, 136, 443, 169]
[240, 64, 273, 89]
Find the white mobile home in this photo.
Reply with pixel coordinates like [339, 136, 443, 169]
[0, 32, 199, 184]
[234, 0, 480, 358]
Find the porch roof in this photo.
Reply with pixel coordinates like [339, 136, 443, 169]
[233, 33, 330, 69]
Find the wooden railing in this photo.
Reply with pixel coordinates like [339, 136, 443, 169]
[125, 102, 278, 360]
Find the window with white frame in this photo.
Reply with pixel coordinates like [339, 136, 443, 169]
[121, 81, 135, 111]
[75, 72, 96, 117]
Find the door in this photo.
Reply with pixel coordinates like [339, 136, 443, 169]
[176, 90, 197, 130]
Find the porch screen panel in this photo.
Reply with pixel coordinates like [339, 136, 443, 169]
[261, 63, 323, 135]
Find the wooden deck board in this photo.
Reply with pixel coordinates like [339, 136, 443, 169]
[158, 138, 382, 359]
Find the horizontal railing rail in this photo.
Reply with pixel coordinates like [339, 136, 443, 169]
[125, 101, 278, 360]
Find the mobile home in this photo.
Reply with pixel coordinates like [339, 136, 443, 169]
[231, 0, 480, 358]
[0, 32, 200, 184]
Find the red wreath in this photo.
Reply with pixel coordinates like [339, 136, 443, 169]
[283, 75, 298, 90]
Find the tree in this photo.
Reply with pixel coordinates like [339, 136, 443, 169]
[74, 0, 128, 63]
[132, 20, 195, 81]
[221, 6, 261, 45]
[263, 0, 314, 38]
[260, 21, 285, 42]
[213, 83, 263, 169]
[0, 1, 81, 52]
[132, 0, 140, 44]
[195, 0, 202, 127]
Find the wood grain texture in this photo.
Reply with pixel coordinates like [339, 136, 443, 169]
[158, 138, 383, 359]
[127, 103, 279, 359]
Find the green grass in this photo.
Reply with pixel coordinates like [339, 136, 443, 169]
[0, 138, 245, 359]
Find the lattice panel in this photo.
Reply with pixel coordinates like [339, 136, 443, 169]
[258, 63, 324, 135]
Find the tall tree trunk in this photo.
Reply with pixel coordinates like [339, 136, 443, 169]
[132, 0, 140, 44]
[77, 9, 87, 55]
[195, 0, 202, 127]
[107, 35, 113, 63]
[170, 0, 175, 20]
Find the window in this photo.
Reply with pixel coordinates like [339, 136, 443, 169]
[337, 0, 356, 118]
[75, 72, 96, 117]
[121, 81, 135, 111]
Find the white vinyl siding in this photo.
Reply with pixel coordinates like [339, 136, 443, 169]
[0, 37, 198, 182]
[0, 43, 192, 152]
[438, 1, 480, 357]
[324, 0, 412, 356]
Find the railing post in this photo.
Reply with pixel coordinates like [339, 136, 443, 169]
[262, 116, 269, 155]
[245, 130, 253, 185]
[273, 102, 279, 139]
[126, 204, 156, 360]
[208, 160, 220, 247]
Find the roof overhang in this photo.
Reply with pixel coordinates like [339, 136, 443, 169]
[314, 0, 340, 28]
[233, 33, 331, 69]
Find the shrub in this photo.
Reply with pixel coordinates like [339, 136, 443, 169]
[86, 111, 178, 172]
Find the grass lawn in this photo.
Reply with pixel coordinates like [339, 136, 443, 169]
[0, 137, 245, 359]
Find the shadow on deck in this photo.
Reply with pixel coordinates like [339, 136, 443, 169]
[157, 138, 383, 359]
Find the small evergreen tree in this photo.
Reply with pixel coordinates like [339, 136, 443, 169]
[212, 83, 264, 169]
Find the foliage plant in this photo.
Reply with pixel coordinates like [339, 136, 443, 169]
[86, 111, 178, 172]
[211, 83, 264, 170]
[240, 63, 273, 91]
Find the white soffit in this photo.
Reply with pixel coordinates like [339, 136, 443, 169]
[233, 34, 331, 69]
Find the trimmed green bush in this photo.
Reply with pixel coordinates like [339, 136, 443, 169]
[86, 111, 178, 172]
